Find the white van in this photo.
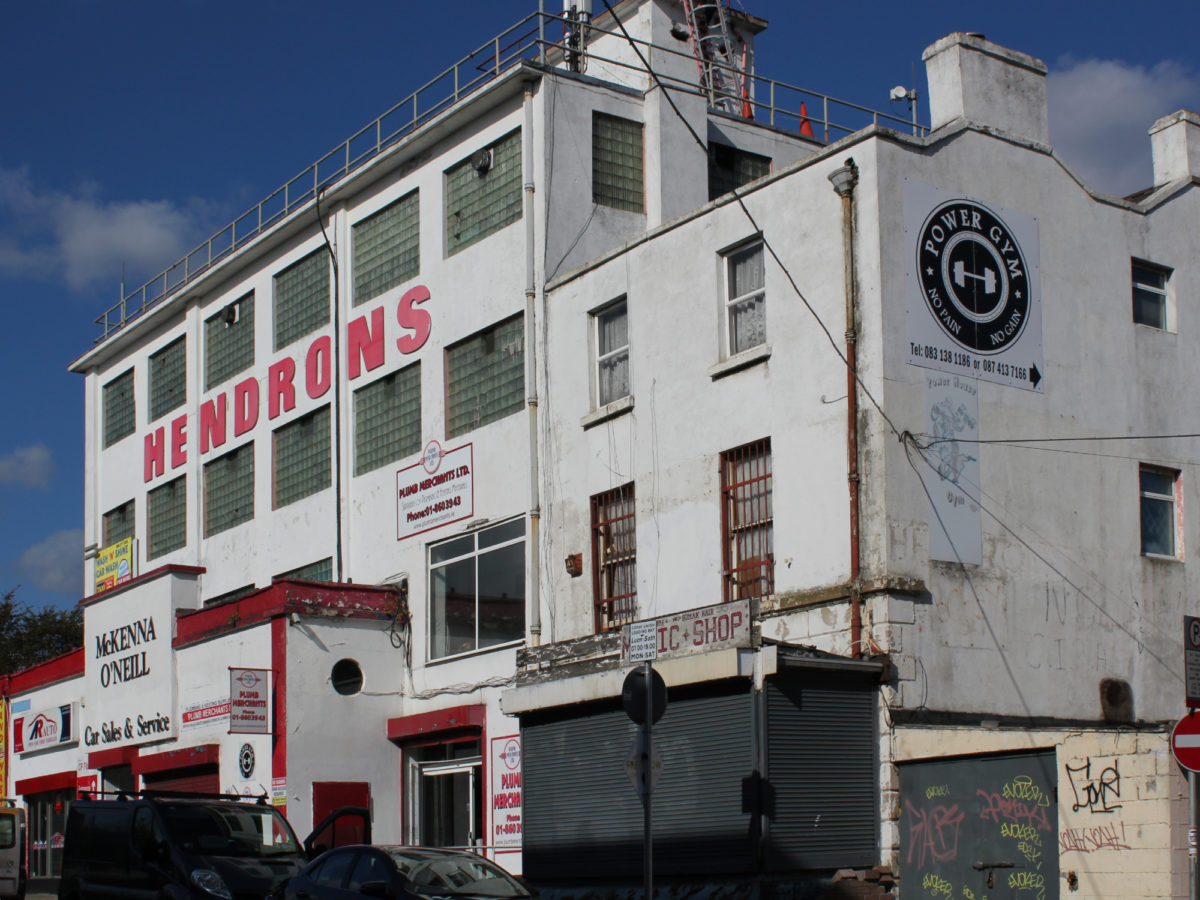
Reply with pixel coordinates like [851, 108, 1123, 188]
[0, 799, 26, 900]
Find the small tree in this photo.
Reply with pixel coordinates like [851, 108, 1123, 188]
[0, 587, 84, 675]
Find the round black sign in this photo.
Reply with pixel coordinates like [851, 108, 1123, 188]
[238, 743, 255, 778]
[621, 666, 667, 725]
[916, 199, 1029, 353]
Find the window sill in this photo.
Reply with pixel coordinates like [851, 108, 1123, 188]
[428, 638, 525, 667]
[709, 344, 771, 380]
[1141, 552, 1183, 563]
[581, 395, 634, 430]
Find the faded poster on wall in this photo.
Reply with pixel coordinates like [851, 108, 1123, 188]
[926, 373, 982, 565]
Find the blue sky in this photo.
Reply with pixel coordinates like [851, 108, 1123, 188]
[1, 0, 1197, 613]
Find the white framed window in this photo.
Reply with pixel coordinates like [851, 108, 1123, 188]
[724, 241, 766, 356]
[1132, 259, 1171, 330]
[593, 299, 629, 408]
[428, 518, 525, 660]
[1140, 464, 1180, 558]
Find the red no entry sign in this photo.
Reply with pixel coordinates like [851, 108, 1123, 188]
[1171, 714, 1200, 771]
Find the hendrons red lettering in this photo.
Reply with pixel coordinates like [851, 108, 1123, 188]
[306, 335, 332, 399]
[268, 357, 296, 419]
[348, 308, 385, 379]
[200, 394, 227, 453]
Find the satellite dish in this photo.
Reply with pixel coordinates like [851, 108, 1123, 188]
[890, 85, 909, 102]
[471, 149, 493, 174]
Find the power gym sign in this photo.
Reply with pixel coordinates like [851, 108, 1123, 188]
[905, 180, 1043, 392]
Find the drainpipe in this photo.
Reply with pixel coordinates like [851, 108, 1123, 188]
[524, 86, 542, 647]
[828, 159, 861, 658]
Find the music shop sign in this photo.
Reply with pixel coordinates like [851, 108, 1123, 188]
[83, 586, 177, 750]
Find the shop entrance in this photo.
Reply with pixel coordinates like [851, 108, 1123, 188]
[26, 789, 71, 879]
[405, 742, 482, 849]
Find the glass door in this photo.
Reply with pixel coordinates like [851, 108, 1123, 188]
[404, 743, 482, 850]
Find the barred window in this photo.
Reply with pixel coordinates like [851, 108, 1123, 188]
[445, 129, 523, 256]
[708, 144, 771, 200]
[274, 250, 330, 351]
[276, 558, 333, 582]
[204, 442, 254, 537]
[147, 475, 187, 560]
[593, 299, 629, 407]
[273, 406, 331, 508]
[446, 315, 524, 438]
[592, 483, 636, 633]
[354, 191, 419, 306]
[721, 438, 773, 602]
[725, 241, 766, 355]
[593, 112, 644, 212]
[148, 337, 187, 422]
[103, 499, 135, 547]
[429, 518, 525, 659]
[103, 369, 136, 448]
[354, 363, 421, 476]
[205, 292, 255, 390]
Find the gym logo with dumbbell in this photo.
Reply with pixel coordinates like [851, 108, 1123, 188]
[916, 199, 1030, 354]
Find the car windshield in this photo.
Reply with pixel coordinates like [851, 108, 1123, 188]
[160, 802, 300, 858]
[388, 851, 528, 898]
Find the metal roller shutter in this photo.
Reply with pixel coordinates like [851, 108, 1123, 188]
[765, 671, 878, 870]
[523, 684, 755, 880]
[141, 767, 220, 794]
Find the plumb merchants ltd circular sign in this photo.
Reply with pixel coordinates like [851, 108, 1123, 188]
[916, 199, 1030, 354]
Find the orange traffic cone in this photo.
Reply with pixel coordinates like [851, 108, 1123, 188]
[799, 101, 814, 138]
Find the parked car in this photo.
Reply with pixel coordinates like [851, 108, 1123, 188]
[0, 800, 26, 900]
[58, 792, 368, 900]
[279, 846, 531, 900]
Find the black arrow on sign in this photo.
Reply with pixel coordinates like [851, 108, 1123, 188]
[1029, 364, 1042, 389]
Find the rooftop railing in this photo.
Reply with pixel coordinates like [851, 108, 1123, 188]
[93, 5, 924, 344]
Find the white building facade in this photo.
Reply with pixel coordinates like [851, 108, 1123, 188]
[3, 2, 1199, 897]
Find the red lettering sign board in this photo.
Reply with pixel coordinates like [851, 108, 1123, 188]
[1171, 714, 1200, 772]
[620, 598, 750, 664]
[229, 668, 272, 734]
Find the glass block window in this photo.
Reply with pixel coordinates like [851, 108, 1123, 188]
[147, 475, 187, 560]
[274, 250, 330, 351]
[353, 190, 419, 306]
[276, 558, 333, 582]
[205, 292, 255, 390]
[204, 442, 254, 537]
[446, 314, 524, 438]
[593, 112, 644, 212]
[103, 369, 136, 448]
[594, 299, 629, 407]
[273, 406, 331, 508]
[148, 337, 187, 422]
[725, 241, 766, 355]
[1140, 465, 1179, 557]
[592, 483, 636, 633]
[102, 499, 135, 547]
[1132, 260, 1170, 330]
[445, 129, 523, 256]
[429, 518, 525, 659]
[708, 144, 771, 200]
[354, 363, 421, 476]
[721, 437, 773, 602]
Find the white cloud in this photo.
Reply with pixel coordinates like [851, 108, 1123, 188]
[0, 167, 216, 292]
[17, 529, 84, 597]
[1048, 57, 1200, 197]
[0, 444, 55, 489]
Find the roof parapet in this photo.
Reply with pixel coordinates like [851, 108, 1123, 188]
[922, 31, 1049, 145]
[1150, 110, 1200, 186]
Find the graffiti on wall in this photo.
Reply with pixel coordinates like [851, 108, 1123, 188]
[1060, 757, 1131, 854]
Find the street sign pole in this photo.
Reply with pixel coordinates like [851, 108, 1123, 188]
[643, 658, 653, 900]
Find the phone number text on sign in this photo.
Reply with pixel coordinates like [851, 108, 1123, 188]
[396, 443, 474, 540]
